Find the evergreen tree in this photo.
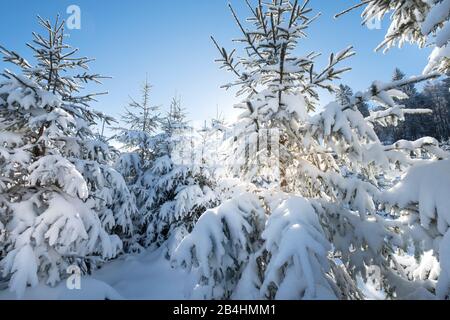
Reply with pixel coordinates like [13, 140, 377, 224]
[161, 96, 191, 165]
[196, 119, 223, 181]
[148, 97, 218, 251]
[117, 91, 217, 251]
[115, 78, 161, 250]
[0, 16, 136, 296]
[211, 0, 355, 190]
[173, 0, 447, 300]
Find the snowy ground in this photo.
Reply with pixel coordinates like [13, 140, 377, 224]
[0, 246, 385, 300]
[0, 248, 196, 300]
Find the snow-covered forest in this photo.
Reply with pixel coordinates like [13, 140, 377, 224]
[0, 0, 450, 300]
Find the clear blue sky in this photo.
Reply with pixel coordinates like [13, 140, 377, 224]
[0, 0, 432, 132]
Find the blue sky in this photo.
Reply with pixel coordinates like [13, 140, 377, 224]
[0, 0, 432, 131]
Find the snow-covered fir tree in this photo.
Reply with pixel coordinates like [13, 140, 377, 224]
[117, 92, 217, 252]
[173, 0, 449, 300]
[115, 78, 160, 250]
[339, 4, 450, 296]
[146, 97, 219, 252]
[196, 113, 230, 184]
[0, 16, 136, 297]
[175, 0, 360, 299]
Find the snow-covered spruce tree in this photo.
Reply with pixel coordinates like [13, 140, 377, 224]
[114, 78, 160, 250]
[376, 79, 450, 299]
[117, 78, 160, 178]
[337, 0, 450, 74]
[382, 158, 450, 299]
[173, 0, 448, 300]
[338, 4, 450, 298]
[124, 95, 218, 251]
[196, 115, 230, 187]
[211, 0, 358, 191]
[306, 73, 448, 299]
[174, 0, 360, 300]
[0, 16, 136, 296]
[255, 75, 445, 299]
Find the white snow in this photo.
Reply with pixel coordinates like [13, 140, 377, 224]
[172, 193, 266, 299]
[28, 155, 89, 200]
[0, 248, 195, 300]
[421, 0, 450, 37]
[260, 196, 337, 300]
[384, 159, 450, 235]
[424, 44, 450, 74]
[437, 230, 450, 298]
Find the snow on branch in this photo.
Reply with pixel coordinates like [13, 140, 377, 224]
[28, 155, 89, 199]
[336, 0, 450, 74]
[349, 73, 440, 128]
[260, 196, 338, 299]
[172, 193, 266, 299]
[365, 106, 433, 127]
